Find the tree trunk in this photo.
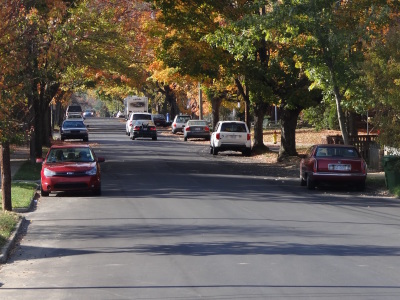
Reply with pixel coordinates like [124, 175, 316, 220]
[211, 96, 223, 130]
[163, 85, 178, 119]
[278, 106, 301, 160]
[252, 102, 269, 151]
[1, 142, 12, 211]
[347, 111, 358, 137]
[333, 88, 349, 145]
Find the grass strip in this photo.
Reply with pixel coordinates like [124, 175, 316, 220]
[13, 160, 41, 181]
[0, 211, 20, 248]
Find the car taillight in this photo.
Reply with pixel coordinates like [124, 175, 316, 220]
[205, 126, 210, 132]
[247, 133, 251, 140]
[134, 126, 141, 130]
[216, 133, 220, 140]
[173, 123, 176, 128]
[362, 160, 367, 174]
[150, 127, 156, 131]
[313, 160, 318, 172]
[186, 127, 190, 131]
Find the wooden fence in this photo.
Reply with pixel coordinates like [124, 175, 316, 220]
[324, 135, 380, 168]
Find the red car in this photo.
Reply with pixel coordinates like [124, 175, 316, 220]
[300, 144, 367, 190]
[38, 144, 105, 196]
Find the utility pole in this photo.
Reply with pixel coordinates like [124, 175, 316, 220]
[198, 82, 203, 120]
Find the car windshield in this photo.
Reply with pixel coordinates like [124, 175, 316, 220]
[220, 123, 247, 132]
[46, 148, 94, 163]
[63, 121, 85, 128]
[177, 116, 190, 123]
[132, 114, 152, 120]
[315, 147, 359, 158]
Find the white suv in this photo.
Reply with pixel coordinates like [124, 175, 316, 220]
[126, 112, 152, 136]
[210, 121, 252, 156]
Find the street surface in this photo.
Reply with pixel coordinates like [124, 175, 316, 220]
[1, 117, 400, 300]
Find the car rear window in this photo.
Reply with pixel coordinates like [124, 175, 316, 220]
[132, 114, 152, 120]
[190, 121, 207, 126]
[176, 116, 190, 123]
[67, 105, 82, 112]
[220, 123, 247, 133]
[316, 147, 359, 158]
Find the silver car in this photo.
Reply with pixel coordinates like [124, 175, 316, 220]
[183, 120, 210, 141]
[171, 115, 191, 134]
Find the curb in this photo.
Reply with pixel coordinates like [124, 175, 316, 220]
[0, 217, 26, 264]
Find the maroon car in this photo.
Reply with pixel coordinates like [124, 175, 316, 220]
[38, 144, 105, 196]
[300, 144, 367, 190]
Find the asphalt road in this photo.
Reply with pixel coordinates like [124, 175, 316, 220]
[1, 117, 400, 300]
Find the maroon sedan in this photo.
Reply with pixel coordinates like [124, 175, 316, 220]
[300, 144, 367, 190]
[38, 144, 105, 196]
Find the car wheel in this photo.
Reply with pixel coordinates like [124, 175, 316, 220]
[61, 136, 65, 141]
[152, 136, 157, 141]
[83, 137, 89, 142]
[93, 186, 101, 196]
[300, 174, 306, 186]
[357, 181, 366, 191]
[212, 146, 219, 156]
[306, 175, 316, 190]
[41, 186, 49, 197]
[184, 137, 188, 141]
[131, 136, 135, 140]
[242, 148, 251, 157]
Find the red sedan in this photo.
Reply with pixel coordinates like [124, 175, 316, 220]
[38, 144, 105, 196]
[300, 144, 367, 190]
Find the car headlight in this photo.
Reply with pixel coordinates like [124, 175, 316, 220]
[43, 168, 56, 177]
[85, 167, 97, 176]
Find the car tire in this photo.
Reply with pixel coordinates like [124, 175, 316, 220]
[243, 148, 251, 157]
[306, 175, 316, 190]
[41, 186, 49, 197]
[131, 136, 135, 140]
[83, 137, 88, 142]
[184, 137, 187, 141]
[152, 136, 157, 141]
[61, 136, 65, 141]
[300, 174, 306, 186]
[212, 146, 219, 156]
[93, 186, 101, 196]
[357, 181, 366, 191]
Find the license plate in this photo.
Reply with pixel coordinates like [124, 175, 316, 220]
[142, 128, 147, 131]
[195, 128, 201, 131]
[328, 164, 351, 171]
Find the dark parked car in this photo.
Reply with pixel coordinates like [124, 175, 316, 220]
[183, 120, 210, 141]
[38, 144, 105, 196]
[153, 114, 167, 127]
[300, 144, 367, 190]
[130, 120, 157, 140]
[60, 119, 88, 142]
